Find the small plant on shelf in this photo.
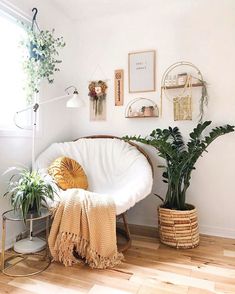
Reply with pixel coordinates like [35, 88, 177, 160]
[141, 106, 155, 117]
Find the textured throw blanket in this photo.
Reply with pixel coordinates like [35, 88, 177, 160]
[48, 189, 123, 269]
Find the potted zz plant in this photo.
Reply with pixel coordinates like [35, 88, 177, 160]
[3, 168, 56, 221]
[124, 121, 234, 249]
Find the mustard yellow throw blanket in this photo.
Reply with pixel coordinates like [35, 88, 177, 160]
[48, 189, 123, 269]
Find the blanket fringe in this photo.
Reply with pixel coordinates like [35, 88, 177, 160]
[54, 232, 123, 269]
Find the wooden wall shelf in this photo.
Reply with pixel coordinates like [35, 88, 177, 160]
[162, 82, 204, 90]
[125, 97, 159, 119]
[125, 115, 158, 118]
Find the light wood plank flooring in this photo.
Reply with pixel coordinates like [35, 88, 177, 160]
[1, 234, 235, 293]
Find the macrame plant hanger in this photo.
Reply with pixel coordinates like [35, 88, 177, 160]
[30, 8, 40, 61]
[31, 8, 40, 31]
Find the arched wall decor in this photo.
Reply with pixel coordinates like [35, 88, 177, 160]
[125, 97, 159, 118]
[160, 61, 208, 122]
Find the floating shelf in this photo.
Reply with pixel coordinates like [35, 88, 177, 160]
[125, 97, 159, 118]
[162, 82, 204, 90]
[125, 115, 157, 118]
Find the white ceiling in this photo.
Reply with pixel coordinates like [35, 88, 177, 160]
[51, 0, 151, 21]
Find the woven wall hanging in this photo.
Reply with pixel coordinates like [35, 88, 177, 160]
[88, 80, 108, 121]
[173, 74, 192, 121]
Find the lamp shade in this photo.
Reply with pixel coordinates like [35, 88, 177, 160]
[66, 91, 85, 108]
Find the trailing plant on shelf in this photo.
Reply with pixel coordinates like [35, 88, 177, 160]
[124, 121, 234, 211]
[20, 23, 66, 103]
[3, 167, 56, 220]
[198, 78, 208, 122]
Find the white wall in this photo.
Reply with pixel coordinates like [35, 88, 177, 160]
[70, 0, 235, 238]
[0, 0, 77, 249]
[1, 0, 235, 243]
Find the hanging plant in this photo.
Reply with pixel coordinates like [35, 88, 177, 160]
[20, 23, 66, 104]
[88, 80, 108, 116]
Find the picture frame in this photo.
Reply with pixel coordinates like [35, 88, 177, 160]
[128, 50, 156, 93]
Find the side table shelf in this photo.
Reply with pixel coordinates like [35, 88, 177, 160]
[1, 208, 52, 277]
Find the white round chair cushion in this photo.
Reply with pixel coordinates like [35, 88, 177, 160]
[35, 138, 153, 215]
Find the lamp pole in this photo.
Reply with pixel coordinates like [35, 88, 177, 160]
[13, 88, 83, 254]
[14, 88, 82, 171]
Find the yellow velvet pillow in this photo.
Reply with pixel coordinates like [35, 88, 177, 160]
[48, 156, 88, 190]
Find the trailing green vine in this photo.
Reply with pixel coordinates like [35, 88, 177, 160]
[198, 79, 209, 122]
[20, 23, 66, 103]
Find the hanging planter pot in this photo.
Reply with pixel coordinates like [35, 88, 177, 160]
[29, 42, 46, 61]
[29, 42, 39, 60]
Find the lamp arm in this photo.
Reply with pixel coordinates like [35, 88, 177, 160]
[37, 93, 72, 107]
[15, 94, 72, 115]
[14, 94, 72, 130]
[14, 90, 78, 170]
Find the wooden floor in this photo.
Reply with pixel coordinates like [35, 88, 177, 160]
[1, 234, 235, 294]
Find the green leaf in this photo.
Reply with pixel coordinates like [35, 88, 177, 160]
[2, 167, 56, 220]
[124, 121, 234, 210]
[19, 23, 66, 103]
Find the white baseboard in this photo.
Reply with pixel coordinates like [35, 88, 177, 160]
[199, 225, 235, 239]
[1, 222, 234, 253]
[128, 221, 235, 240]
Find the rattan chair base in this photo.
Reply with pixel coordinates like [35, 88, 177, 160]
[116, 213, 132, 252]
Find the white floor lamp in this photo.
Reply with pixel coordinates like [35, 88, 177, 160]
[13, 86, 84, 254]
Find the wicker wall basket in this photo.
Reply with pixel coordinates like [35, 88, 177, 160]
[158, 205, 199, 249]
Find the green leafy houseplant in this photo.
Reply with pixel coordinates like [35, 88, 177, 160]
[124, 121, 234, 210]
[3, 168, 56, 220]
[20, 24, 66, 103]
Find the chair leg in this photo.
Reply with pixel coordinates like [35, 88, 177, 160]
[116, 213, 132, 252]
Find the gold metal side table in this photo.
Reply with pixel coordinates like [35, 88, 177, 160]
[1, 208, 51, 277]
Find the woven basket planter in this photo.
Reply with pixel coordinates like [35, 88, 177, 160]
[158, 204, 199, 249]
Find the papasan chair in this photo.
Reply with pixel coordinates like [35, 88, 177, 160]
[35, 135, 153, 251]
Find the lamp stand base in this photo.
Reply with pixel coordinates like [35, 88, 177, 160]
[14, 237, 46, 254]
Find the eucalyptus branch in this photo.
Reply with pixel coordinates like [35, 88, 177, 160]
[20, 23, 66, 103]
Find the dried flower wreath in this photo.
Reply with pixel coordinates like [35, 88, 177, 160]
[88, 80, 108, 116]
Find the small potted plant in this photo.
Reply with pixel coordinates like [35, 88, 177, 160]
[3, 168, 56, 220]
[141, 106, 154, 117]
[124, 121, 234, 248]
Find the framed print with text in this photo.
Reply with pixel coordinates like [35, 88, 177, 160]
[128, 50, 156, 93]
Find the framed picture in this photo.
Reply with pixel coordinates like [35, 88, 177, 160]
[128, 50, 156, 93]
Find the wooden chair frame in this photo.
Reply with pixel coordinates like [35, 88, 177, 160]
[74, 135, 154, 252]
